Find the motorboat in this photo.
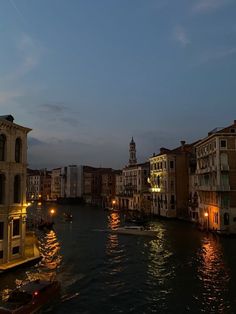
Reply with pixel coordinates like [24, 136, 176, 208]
[0, 279, 60, 314]
[108, 226, 158, 237]
[63, 212, 73, 222]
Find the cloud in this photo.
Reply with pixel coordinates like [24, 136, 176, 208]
[28, 102, 79, 128]
[194, 46, 236, 66]
[173, 26, 190, 47]
[3, 33, 45, 82]
[0, 90, 24, 104]
[28, 137, 46, 146]
[27, 136, 126, 169]
[192, 0, 233, 13]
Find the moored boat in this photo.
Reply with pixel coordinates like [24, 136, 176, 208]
[0, 279, 60, 314]
[108, 226, 158, 237]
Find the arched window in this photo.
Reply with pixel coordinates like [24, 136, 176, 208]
[0, 134, 6, 161]
[14, 175, 21, 203]
[0, 174, 5, 204]
[15, 138, 22, 163]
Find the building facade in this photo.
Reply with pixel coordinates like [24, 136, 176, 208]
[51, 167, 62, 200]
[149, 142, 195, 218]
[60, 165, 83, 199]
[117, 138, 150, 211]
[0, 115, 31, 265]
[195, 121, 236, 234]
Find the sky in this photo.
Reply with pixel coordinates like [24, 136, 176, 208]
[0, 0, 236, 170]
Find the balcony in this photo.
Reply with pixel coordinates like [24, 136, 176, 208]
[197, 184, 230, 191]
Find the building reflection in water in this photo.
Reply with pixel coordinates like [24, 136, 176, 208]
[145, 226, 174, 312]
[105, 212, 126, 294]
[197, 235, 230, 313]
[0, 229, 62, 302]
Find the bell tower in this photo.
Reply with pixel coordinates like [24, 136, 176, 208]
[129, 137, 137, 166]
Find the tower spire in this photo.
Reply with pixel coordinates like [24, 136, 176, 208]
[129, 137, 137, 165]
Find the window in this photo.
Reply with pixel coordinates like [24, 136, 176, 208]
[13, 219, 20, 236]
[0, 222, 4, 239]
[0, 134, 6, 161]
[14, 175, 21, 203]
[214, 212, 219, 224]
[15, 138, 22, 163]
[224, 213, 230, 225]
[0, 250, 3, 259]
[170, 161, 174, 169]
[12, 246, 20, 255]
[0, 174, 5, 204]
[220, 140, 227, 148]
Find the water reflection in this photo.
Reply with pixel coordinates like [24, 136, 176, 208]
[107, 212, 120, 229]
[145, 224, 174, 312]
[0, 229, 62, 304]
[197, 235, 230, 313]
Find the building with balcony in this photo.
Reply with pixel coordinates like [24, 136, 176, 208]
[0, 115, 39, 269]
[118, 138, 150, 211]
[149, 141, 195, 218]
[27, 168, 51, 201]
[195, 120, 236, 234]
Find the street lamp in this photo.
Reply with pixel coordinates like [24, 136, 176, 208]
[204, 212, 209, 231]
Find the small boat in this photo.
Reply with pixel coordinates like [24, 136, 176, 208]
[0, 279, 60, 314]
[63, 212, 73, 222]
[108, 226, 158, 237]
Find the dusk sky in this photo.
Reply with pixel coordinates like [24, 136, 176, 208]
[1, 0, 236, 169]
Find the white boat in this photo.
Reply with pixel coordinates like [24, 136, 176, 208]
[108, 226, 158, 237]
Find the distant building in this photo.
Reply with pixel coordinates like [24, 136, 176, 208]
[117, 138, 150, 211]
[0, 115, 39, 268]
[60, 165, 83, 198]
[27, 169, 51, 201]
[82, 166, 117, 206]
[195, 120, 236, 234]
[149, 141, 195, 218]
[51, 168, 62, 200]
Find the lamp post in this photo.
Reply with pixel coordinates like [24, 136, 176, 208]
[50, 208, 55, 222]
[204, 212, 209, 231]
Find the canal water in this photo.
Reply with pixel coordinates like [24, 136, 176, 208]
[1, 204, 236, 313]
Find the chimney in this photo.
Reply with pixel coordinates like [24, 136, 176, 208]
[180, 140, 186, 151]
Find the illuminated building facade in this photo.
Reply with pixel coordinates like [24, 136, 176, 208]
[195, 120, 236, 233]
[149, 142, 195, 218]
[0, 115, 31, 265]
[117, 138, 150, 210]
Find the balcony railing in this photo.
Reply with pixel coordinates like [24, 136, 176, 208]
[197, 184, 230, 191]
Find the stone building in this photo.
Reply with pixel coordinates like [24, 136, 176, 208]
[0, 115, 39, 268]
[149, 141, 195, 218]
[118, 138, 150, 211]
[27, 168, 51, 201]
[195, 120, 236, 234]
[51, 167, 62, 200]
